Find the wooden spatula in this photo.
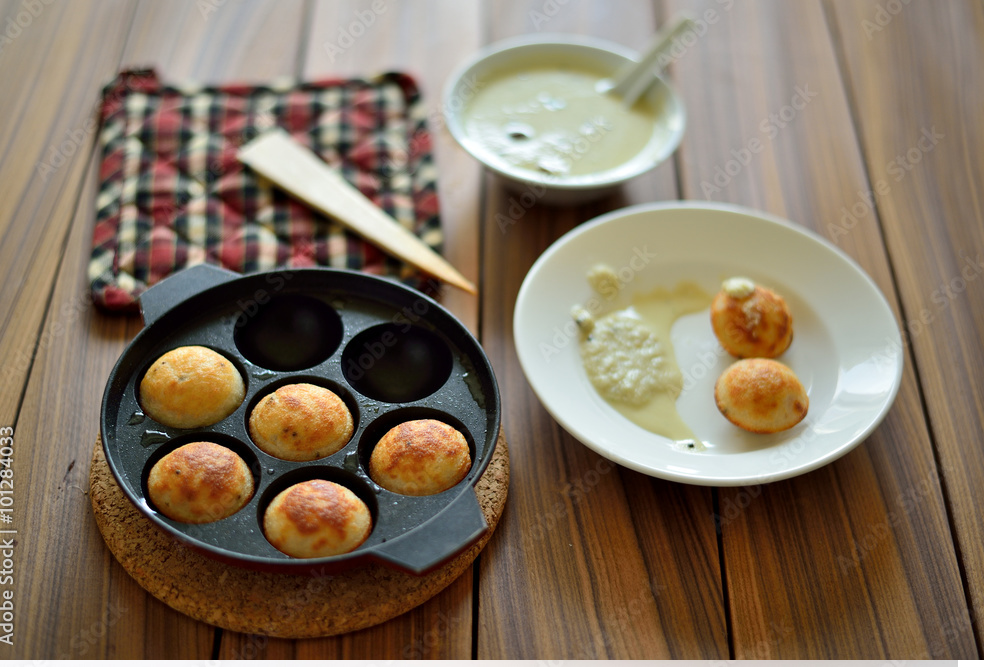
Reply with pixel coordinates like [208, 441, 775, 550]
[237, 129, 476, 294]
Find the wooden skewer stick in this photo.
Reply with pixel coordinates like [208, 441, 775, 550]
[238, 129, 477, 294]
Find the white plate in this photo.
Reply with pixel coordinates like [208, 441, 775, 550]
[514, 202, 904, 486]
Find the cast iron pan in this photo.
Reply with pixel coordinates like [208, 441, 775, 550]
[100, 264, 500, 575]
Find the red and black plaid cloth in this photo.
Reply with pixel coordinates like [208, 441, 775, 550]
[89, 69, 443, 311]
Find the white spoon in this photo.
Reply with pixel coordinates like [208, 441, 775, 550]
[597, 14, 696, 107]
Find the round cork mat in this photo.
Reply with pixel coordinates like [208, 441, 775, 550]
[89, 429, 509, 638]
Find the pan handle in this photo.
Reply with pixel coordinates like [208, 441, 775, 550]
[139, 264, 240, 327]
[370, 489, 489, 575]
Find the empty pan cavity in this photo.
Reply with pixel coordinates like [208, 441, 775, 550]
[234, 294, 343, 371]
[342, 324, 453, 403]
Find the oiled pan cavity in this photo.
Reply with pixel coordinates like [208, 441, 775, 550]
[235, 294, 344, 371]
[342, 324, 453, 403]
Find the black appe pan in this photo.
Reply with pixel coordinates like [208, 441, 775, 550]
[101, 264, 501, 575]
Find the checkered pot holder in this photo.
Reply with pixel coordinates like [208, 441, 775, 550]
[89, 69, 443, 311]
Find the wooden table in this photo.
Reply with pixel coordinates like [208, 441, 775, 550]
[1, 0, 981, 659]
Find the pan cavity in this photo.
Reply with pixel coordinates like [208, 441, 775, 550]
[234, 294, 343, 371]
[342, 324, 453, 402]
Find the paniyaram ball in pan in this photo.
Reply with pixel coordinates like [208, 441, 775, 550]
[248, 383, 354, 461]
[147, 441, 254, 523]
[369, 419, 471, 496]
[140, 345, 245, 429]
[263, 480, 372, 558]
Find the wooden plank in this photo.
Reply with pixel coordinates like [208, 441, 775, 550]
[0, 0, 133, 428]
[219, 594, 474, 659]
[6, 0, 978, 660]
[0, 0, 142, 657]
[119, 0, 308, 83]
[827, 0, 984, 648]
[667, 0, 976, 657]
[219, 2, 484, 658]
[303, 0, 483, 333]
[6, 0, 308, 658]
[476, 1, 728, 659]
[5, 116, 163, 661]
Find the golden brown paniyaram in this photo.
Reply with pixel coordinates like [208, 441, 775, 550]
[248, 383, 354, 461]
[263, 480, 372, 558]
[140, 345, 245, 429]
[147, 441, 254, 524]
[714, 358, 808, 434]
[710, 278, 793, 359]
[369, 419, 471, 496]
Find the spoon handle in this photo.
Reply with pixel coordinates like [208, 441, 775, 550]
[238, 129, 477, 294]
[610, 14, 696, 107]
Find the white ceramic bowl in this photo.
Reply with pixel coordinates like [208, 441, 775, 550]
[443, 34, 686, 204]
[513, 202, 904, 485]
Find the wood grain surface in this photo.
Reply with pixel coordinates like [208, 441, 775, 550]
[0, 0, 135, 428]
[0, 0, 980, 660]
[476, 0, 725, 659]
[667, 0, 975, 657]
[827, 0, 984, 643]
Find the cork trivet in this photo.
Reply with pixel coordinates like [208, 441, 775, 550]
[89, 429, 509, 638]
